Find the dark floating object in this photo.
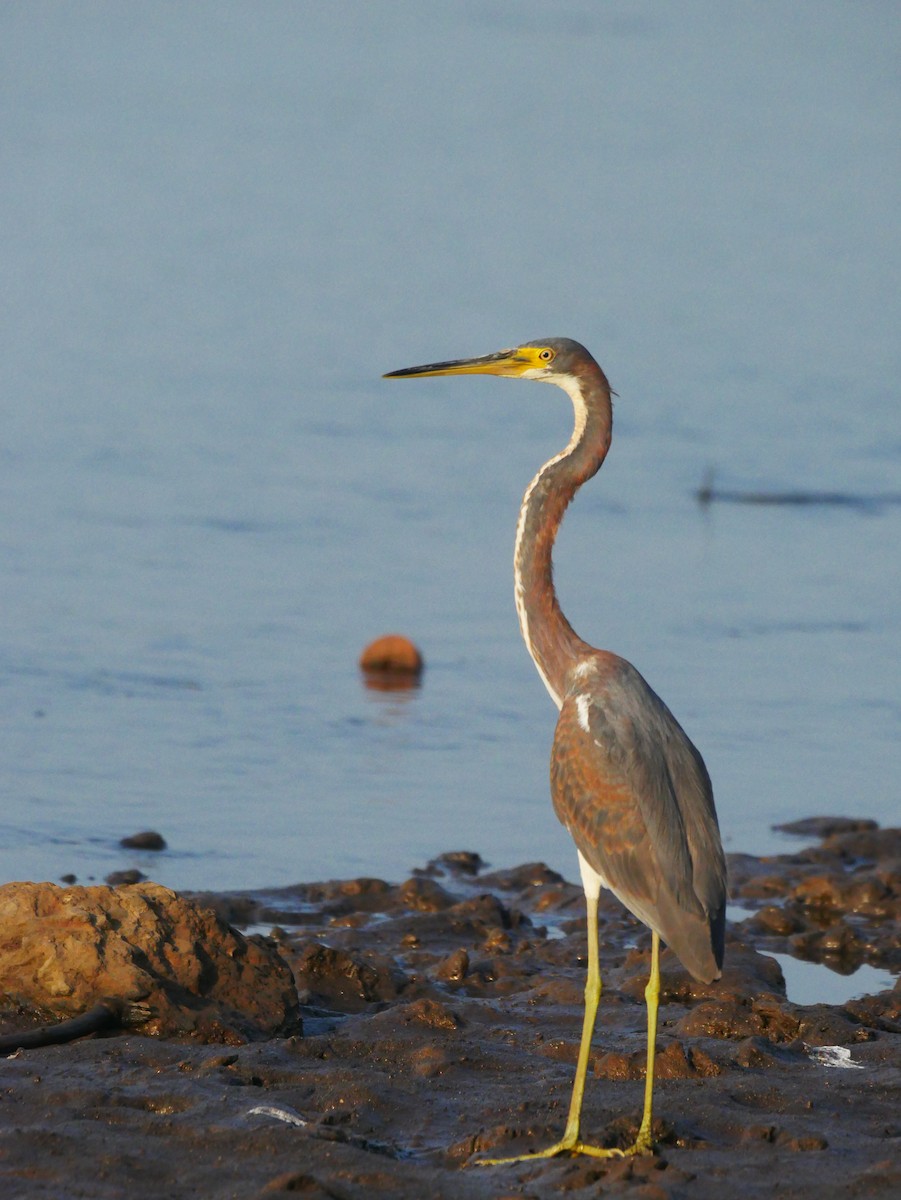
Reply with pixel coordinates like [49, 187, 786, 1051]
[697, 471, 901, 512]
[774, 816, 879, 838]
[60, 873, 77, 885]
[120, 830, 167, 851]
[359, 635, 424, 691]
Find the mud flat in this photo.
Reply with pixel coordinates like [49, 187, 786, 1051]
[1, 821, 899, 1199]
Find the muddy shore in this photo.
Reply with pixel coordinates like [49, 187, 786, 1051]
[1, 819, 899, 1199]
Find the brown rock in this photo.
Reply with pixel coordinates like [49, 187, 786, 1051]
[824, 827, 901, 863]
[0, 882, 299, 1041]
[435, 948, 470, 983]
[793, 875, 844, 910]
[594, 1049, 643, 1080]
[291, 942, 406, 1012]
[734, 1036, 783, 1068]
[777, 1132, 829, 1151]
[367, 997, 463, 1031]
[797, 1004, 867, 1044]
[748, 904, 804, 936]
[428, 850, 484, 876]
[409, 1044, 452, 1077]
[655, 1040, 695, 1079]
[676, 995, 800, 1042]
[789, 920, 866, 966]
[843, 878, 892, 917]
[397, 876, 455, 912]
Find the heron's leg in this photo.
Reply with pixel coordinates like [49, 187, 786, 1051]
[567, 928, 659, 1160]
[558, 885, 602, 1145]
[477, 890, 628, 1165]
[632, 930, 660, 1154]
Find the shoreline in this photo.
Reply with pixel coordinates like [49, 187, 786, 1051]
[1, 820, 899, 1199]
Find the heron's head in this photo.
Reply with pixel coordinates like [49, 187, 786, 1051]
[383, 338, 598, 385]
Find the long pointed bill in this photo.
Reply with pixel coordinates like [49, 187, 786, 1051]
[384, 346, 545, 380]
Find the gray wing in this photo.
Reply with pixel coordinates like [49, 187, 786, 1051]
[551, 658, 726, 980]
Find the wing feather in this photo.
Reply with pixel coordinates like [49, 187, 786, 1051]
[551, 657, 726, 979]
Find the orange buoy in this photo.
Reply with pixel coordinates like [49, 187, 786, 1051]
[359, 635, 424, 688]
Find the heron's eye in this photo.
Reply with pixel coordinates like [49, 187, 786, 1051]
[539, 348, 555, 363]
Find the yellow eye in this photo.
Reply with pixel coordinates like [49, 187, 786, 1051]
[539, 348, 555, 363]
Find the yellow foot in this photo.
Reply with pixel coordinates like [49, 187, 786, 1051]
[475, 1130, 654, 1166]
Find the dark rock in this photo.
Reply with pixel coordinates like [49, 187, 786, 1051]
[397, 876, 455, 912]
[435, 948, 470, 983]
[428, 850, 484, 876]
[291, 943, 406, 1011]
[105, 868, 146, 885]
[120, 830, 168, 851]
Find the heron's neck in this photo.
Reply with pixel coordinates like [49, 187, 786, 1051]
[513, 365, 613, 708]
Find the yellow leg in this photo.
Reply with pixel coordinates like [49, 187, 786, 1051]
[476, 912, 660, 1166]
[482, 892, 652, 1161]
[633, 930, 660, 1154]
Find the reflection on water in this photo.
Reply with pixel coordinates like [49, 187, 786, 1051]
[1, 4, 898, 893]
[767, 952, 896, 1009]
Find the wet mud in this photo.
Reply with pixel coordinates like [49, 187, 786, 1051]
[1, 822, 900, 1198]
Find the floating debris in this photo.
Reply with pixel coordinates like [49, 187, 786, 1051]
[696, 471, 901, 512]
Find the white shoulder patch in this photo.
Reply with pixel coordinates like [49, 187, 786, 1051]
[575, 693, 591, 733]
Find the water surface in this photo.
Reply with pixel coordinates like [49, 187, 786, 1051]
[1, 2, 898, 894]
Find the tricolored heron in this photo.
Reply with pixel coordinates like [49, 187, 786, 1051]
[384, 339, 726, 1162]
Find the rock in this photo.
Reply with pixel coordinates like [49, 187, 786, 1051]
[676, 995, 800, 1043]
[291, 942, 406, 1011]
[427, 850, 484, 876]
[367, 996, 463, 1032]
[120, 830, 168, 851]
[0, 881, 299, 1041]
[793, 875, 844, 911]
[823, 826, 901, 865]
[734, 1036, 785, 1068]
[746, 904, 803, 936]
[479, 862, 566, 890]
[105, 868, 146, 885]
[397, 876, 455, 912]
[435, 948, 470, 983]
[654, 1039, 721, 1079]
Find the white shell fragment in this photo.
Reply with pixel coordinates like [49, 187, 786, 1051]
[805, 1044, 865, 1070]
[247, 1104, 309, 1126]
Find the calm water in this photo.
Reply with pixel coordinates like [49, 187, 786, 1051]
[1, 3, 899, 898]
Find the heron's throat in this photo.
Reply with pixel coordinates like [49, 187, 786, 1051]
[513, 374, 612, 708]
